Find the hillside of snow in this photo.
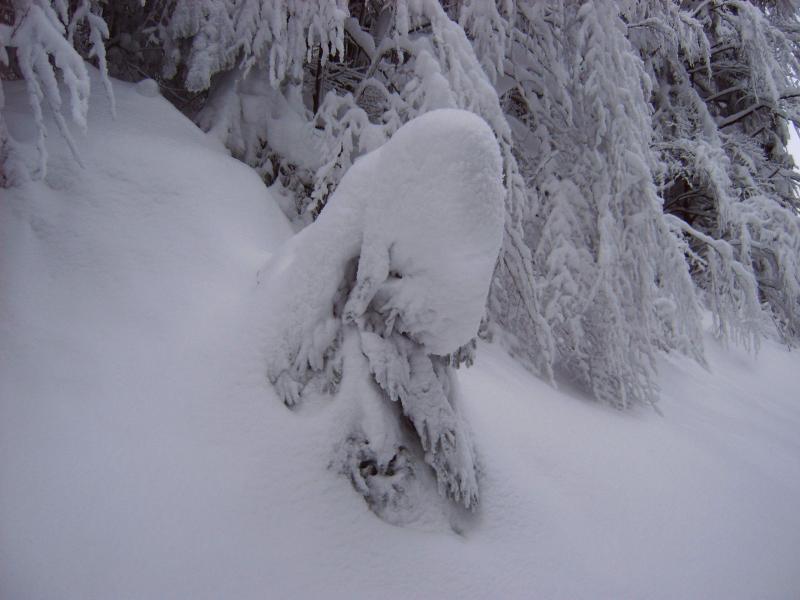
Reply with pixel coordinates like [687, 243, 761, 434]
[2, 74, 800, 599]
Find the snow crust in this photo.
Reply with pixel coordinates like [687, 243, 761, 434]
[2, 71, 800, 599]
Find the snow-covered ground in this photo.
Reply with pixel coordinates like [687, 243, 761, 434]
[2, 74, 799, 599]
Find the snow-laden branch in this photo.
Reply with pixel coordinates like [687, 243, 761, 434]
[1, 0, 114, 185]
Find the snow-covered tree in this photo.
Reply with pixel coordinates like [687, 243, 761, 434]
[623, 0, 800, 347]
[498, 1, 705, 406]
[258, 109, 504, 519]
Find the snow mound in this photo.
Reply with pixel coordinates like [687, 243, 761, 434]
[135, 78, 160, 97]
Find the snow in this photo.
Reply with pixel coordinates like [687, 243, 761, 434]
[260, 107, 503, 384]
[341, 109, 503, 355]
[134, 78, 160, 98]
[2, 71, 800, 599]
[198, 69, 325, 173]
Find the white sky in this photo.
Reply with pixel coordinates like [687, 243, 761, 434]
[788, 123, 800, 170]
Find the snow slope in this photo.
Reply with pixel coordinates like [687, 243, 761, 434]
[2, 73, 800, 599]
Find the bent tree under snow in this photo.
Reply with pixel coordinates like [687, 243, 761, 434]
[258, 109, 504, 521]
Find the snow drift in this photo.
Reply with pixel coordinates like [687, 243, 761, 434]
[259, 109, 504, 518]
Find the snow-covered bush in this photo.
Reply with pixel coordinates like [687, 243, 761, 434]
[258, 109, 504, 518]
